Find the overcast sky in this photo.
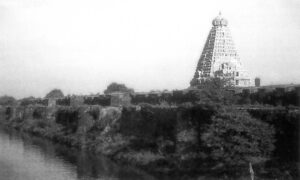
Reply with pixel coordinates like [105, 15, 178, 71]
[0, 0, 299, 98]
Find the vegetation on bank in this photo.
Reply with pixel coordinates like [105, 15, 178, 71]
[1, 104, 299, 178]
[0, 79, 299, 179]
[0, 106, 270, 175]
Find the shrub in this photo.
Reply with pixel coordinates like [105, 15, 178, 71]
[19, 96, 36, 106]
[87, 106, 100, 120]
[130, 90, 200, 105]
[248, 108, 300, 162]
[83, 95, 110, 106]
[0, 96, 16, 106]
[179, 103, 217, 145]
[120, 105, 177, 151]
[246, 88, 300, 106]
[201, 109, 275, 166]
[5, 106, 13, 120]
[55, 107, 79, 133]
[92, 107, 121, 131]
[56, 97, 71, 106]
[32, 106, 46, 119]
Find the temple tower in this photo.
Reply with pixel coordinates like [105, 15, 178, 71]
[191, 12, 252, 87]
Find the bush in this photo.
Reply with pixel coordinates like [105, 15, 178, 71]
[201, 109, 275, 167]
[55, 107, 79, 133]
[91, 107, 121, 132]
[248, 108, 300, 162]
[130, 90, 200, 105]
[19, 96, 36, 106]
[179, 103, 217, 145]
[0, 96, 16, 106]
[243, 88, 300, 106]
[32, 106, 47, 119]
[120, 105, 177, 151]
[87, 106, 100, 120]
[83, 95, 110, 106]
[56, 97, 71, 106]
[5, 106, 13, 120]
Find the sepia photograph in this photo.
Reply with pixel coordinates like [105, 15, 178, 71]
[0, 0, 299, 179]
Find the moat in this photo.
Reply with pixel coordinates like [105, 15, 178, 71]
[0, 126, 157, 180]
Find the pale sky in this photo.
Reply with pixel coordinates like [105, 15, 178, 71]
[0, 0, 299, 98]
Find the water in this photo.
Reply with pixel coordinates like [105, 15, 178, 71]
[0, 127, 157, 180]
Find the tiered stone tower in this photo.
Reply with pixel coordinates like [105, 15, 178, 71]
[191, 12, 252, 87]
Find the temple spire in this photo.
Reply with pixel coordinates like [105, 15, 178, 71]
[191, 13, 252, 87]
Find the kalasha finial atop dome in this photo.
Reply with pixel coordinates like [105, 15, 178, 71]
[212, 12, 228, 26]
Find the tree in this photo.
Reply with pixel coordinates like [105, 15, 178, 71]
[45, 89, 64, 99]
[19, 96, 36, 106]
[0, 95, 16, 106]
[193, 77, 237, 105]
[201, 108, 275, 167]
[104, 82, 134, 95]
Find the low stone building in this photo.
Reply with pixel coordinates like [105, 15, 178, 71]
[109, 92, 131, 107]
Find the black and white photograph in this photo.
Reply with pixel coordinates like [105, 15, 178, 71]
[0, 0, 299, 179]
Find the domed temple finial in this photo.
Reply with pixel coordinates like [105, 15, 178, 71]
[212, 11, 228, 26]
